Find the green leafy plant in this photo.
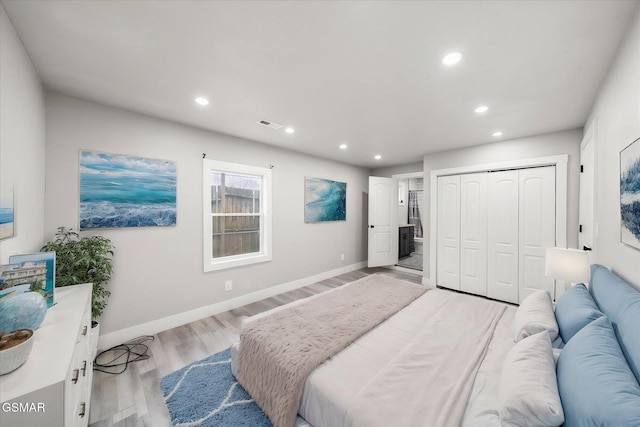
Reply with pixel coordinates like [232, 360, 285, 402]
[41, 227, 114, 319]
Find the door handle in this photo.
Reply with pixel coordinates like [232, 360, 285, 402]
[370, 225, 375, 229]
[583, 246, 592, 251]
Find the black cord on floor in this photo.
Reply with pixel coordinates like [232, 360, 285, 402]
[93, 335, 155, 374]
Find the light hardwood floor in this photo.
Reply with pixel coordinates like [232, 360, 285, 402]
[88, 267, 422, 427]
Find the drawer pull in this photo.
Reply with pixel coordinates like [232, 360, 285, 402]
[81, 360, 87, 376]
[79, 402, 86, 418]
[71, 369, 79, 384]
[82, 325, 88, 336]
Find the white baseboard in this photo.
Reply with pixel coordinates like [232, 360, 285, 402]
[98, 261, 367, 350]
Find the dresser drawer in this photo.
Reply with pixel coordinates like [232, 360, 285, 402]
[0, 284, 96, 427]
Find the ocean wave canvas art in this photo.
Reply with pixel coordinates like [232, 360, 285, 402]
[80, 151, 176, 229]
[0, 187, 14, 240]
[621, 137, 640, 250]
[305, 177, 346, 223]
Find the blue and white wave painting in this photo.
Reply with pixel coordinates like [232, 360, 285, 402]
[304, 177, 346, 223]
[0, 188, 14, 240]
[621, 138, 640, 249]
[80, 151, 176, 229]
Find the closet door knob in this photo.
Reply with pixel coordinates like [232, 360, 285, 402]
[370, 225, 375, 229]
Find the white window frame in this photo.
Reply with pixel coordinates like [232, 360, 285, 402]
[203, 159, 272, 272]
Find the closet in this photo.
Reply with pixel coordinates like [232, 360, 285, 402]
[436, 166, 556, 304]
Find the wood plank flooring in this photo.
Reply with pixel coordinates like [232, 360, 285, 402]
[88, 267, 422, 427]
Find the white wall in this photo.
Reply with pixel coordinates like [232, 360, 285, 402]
[0, 5, 46, 264]
[373, 161, 423, 178]
[586, 7, 640, 289]
[422, 129, 583, 279]
[45, 93, 370, 337]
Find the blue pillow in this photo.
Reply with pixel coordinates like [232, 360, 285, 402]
[557, 316, 640, 427]
[589, 264, 640, 383]
[554, 283, 604, 342]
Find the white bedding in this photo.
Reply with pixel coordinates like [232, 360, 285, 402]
[298, 289, 515, 427]
[232, 286, 516, 427]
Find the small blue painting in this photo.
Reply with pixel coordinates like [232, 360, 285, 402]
[0, 187, 14, 241]
[80, 151, 177, 229]
[621, 137, 640, 250]
[305, 177, 346, 223]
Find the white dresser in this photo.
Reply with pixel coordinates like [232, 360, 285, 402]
[0, 284, 97, 427]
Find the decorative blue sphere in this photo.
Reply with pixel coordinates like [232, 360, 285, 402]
[0, 292, 47, 333]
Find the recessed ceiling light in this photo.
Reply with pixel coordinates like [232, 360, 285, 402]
[442, 52, 462, 66]
[195, 97, 209, 106]
[492, 131, 503, 137]
[285, 127, 295, 134]
[475, 105, 489, 113]
[339, 144, 348, 150]
[374, 154, 382, 160]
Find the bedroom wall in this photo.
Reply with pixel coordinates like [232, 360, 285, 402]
[0, 5, 46, 264]
[44, 93, 370, 341]
[421, 129, 583, 281]
[372, 161, 423, 178]
[585, 6, 640, 289]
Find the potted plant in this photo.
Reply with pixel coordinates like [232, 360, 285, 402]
[41, 227, 114, 320]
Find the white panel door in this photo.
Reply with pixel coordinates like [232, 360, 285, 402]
[579, 125, 596, 254]
[487, 170, 519, 304]
[519, 166, 556, 302]
[437, 175, 460, 290]
[460, 173, 488, 296]
[368, 176, 399, 267]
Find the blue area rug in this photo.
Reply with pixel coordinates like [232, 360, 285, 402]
[160, 348, 271, 427]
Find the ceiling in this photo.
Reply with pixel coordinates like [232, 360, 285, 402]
[2, 1, 638, 168]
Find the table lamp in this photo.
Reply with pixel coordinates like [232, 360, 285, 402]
[545, 247, 591, 300]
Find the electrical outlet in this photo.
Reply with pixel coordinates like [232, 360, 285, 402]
[340, 253, 345, 261]
[225, 280, 232, 291]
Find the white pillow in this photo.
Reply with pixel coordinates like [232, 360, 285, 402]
[499, 331, 565, 427]
[513, 290, 559, 342]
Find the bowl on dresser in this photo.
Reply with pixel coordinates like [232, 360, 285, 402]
[0, 328, 34, 375]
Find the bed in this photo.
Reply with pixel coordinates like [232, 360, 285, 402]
[231, 265, 640, 427]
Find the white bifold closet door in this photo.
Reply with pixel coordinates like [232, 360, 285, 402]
[486, 166, 556, 304]
[438, 166, 556, 305]
[487, 170, 520, 303]
[518, 167, 556, 302]
[437, 175, 461, 290]
[460, 173, 488, 296]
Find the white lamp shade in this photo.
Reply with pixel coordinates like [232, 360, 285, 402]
[545, 247, 590, 283]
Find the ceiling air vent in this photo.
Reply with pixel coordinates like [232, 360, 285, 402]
[257, 119, 283, 130]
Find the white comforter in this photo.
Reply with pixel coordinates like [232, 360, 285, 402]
[298, 288, 515, 427]
[233, 286, 516, 427]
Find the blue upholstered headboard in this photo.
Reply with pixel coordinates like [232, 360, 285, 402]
[589, 264, 640, 383]
[555, 264, 640, 427]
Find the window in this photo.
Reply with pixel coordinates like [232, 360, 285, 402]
[203, 159, 272, 271]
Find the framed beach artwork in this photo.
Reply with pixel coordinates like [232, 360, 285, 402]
[0, 187, 15, 240]
[0, 264, 30, 301]
[79, 151, 177, 229]
[7, 252, 56, 307]
[304, 177, 347, 223]
[621, 137, 640, 250]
